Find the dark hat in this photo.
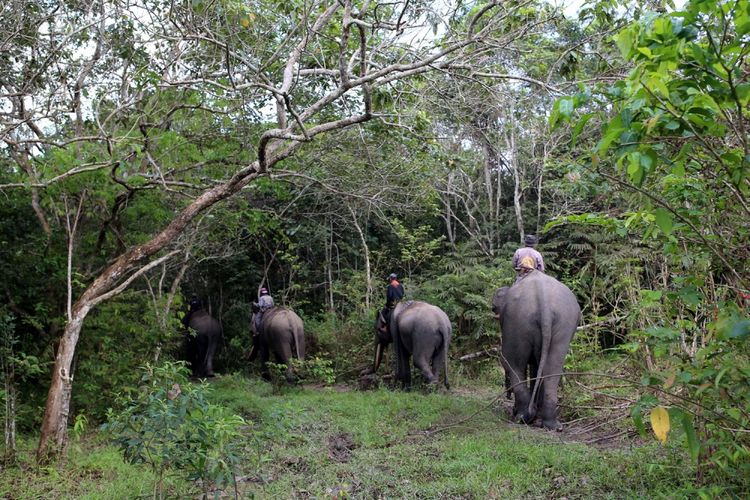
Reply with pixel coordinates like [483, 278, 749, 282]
[524, 234, 538, 246]
[388, 273, 397, 280]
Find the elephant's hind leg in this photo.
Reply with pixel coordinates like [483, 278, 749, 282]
[539, 341, 568, 431]
[413, 356, 438, 386]
[430, 347, 448, 389]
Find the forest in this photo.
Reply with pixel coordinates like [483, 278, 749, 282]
[1, 0, 749, 497]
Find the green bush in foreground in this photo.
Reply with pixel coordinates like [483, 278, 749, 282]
[101, 361, 246, 498]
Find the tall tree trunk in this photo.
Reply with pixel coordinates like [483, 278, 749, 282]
[507, 117, 524, 242]
[326, 220, 335, 311]
[536, 142, 546, 235]
[2, 340, 17, 465]
[347, 204, 371, 309]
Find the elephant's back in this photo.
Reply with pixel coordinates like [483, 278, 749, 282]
[514, 272, 580, 326]
[397, 301, 450, 333]
[264, 308, 303, 331]
[189, 311, 221, 334]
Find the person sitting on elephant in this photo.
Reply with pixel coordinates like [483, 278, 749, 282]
[512, 234, 544, 283]
[381, 273, 404, 326]
[253, 287, 274, 334]
[183, 295, 201, 327]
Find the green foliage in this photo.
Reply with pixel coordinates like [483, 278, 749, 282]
[293, 357, 336, 385]
[74, 291, 183, 421]
[630, 305, 750, 493]
[416, 261, 510, 342]
[553, 1, 750, 492]
[102, 362, 247, 496]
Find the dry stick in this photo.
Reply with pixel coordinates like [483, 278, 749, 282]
[584, 429, 631, 445]
[420, 392, 511, 438]
[553, 371, 747, 428]
[422, 370, 745, 438]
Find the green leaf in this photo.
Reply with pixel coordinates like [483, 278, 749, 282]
[559, 97, 575, 119]
[571, 113, 593, 147]
[597, 116, 625, 155]
[631, 404, 647, 436]
[615, 28, 635, 59]
[654, 208, 673, 235]
[637, 47, 653, 58]
[647, 75, 670, 98]
[736, 83, 750, 106]
[681, 412, 700, 462]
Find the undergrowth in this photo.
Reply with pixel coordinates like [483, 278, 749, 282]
[0, 371, 706, 499]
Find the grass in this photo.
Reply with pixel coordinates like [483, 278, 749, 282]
[1, 372, 700, 499]
[0, 436, 192, 499]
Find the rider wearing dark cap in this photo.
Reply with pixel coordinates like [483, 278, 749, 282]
[382, 273, 404, 324]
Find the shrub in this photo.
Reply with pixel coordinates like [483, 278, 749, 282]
[102, 361, 247, 498]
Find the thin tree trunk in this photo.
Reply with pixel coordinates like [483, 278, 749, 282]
[2, 347, 17, 464]
[327, 220, 335, 311]
[507, 118, 524, 242]
[347, 204, 371, 309]
[536, 142, 546, 235]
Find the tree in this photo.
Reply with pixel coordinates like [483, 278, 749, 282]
[1, 0, 510, 461]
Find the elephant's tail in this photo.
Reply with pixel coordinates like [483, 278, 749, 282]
[529, 287, 552, 416]
[442, 330, 450, 390]
[288, 314, 304, 361]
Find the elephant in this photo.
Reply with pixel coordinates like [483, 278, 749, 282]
[368, 301, 452, 389]
[249, 307, 305, 380]
[492, 270, 580, 431]
[183, 297, 222, 378]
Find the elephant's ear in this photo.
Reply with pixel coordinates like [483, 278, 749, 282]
[492, 288, 509, 317]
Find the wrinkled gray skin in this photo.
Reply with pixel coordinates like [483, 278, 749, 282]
[492, 271, 580, 431]
[250, 307, 305, 380]
[186, 310, 222, 378]
[369, 301, 452, 389]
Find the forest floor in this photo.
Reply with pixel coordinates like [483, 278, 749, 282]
[1, 372, 699, 499]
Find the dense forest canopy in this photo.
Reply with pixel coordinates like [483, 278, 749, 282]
[1, 0, 749, 495]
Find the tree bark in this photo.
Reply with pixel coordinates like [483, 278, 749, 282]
[37, 165, 261, 462]
[347, 204, 372, 309]
[507, 115, 525, 242]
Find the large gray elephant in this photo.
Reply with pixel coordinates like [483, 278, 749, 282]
[183, 297, 222, 378]
[492, 271, 580, 431]
[369, 301, 452, 389]
[249, 307, 305, 380]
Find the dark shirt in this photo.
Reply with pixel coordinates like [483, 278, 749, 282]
[386, 280, 404, 307]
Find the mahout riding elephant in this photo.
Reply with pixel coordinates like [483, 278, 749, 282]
[492, 271, 580, 431]
[183, 297, 222, 378]
[368, 301, 452, 389]
[249, 307, 305, 380]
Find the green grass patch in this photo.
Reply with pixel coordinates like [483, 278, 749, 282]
[0, 436, 192, 499]
[2, 374, 701, 498]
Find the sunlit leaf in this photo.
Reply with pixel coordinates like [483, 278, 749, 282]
[650, 406, 670, 444]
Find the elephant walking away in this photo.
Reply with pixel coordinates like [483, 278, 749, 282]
[492, 271, 580, 430]
[184, 297, 222, 378]
[249, 307, 305, 380]
[369, 301, 452, 389]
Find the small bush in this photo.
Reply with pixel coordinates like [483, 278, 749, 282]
[102, 361, 247, 498]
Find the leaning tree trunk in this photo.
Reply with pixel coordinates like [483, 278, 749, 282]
[36, 165, 262, 462]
